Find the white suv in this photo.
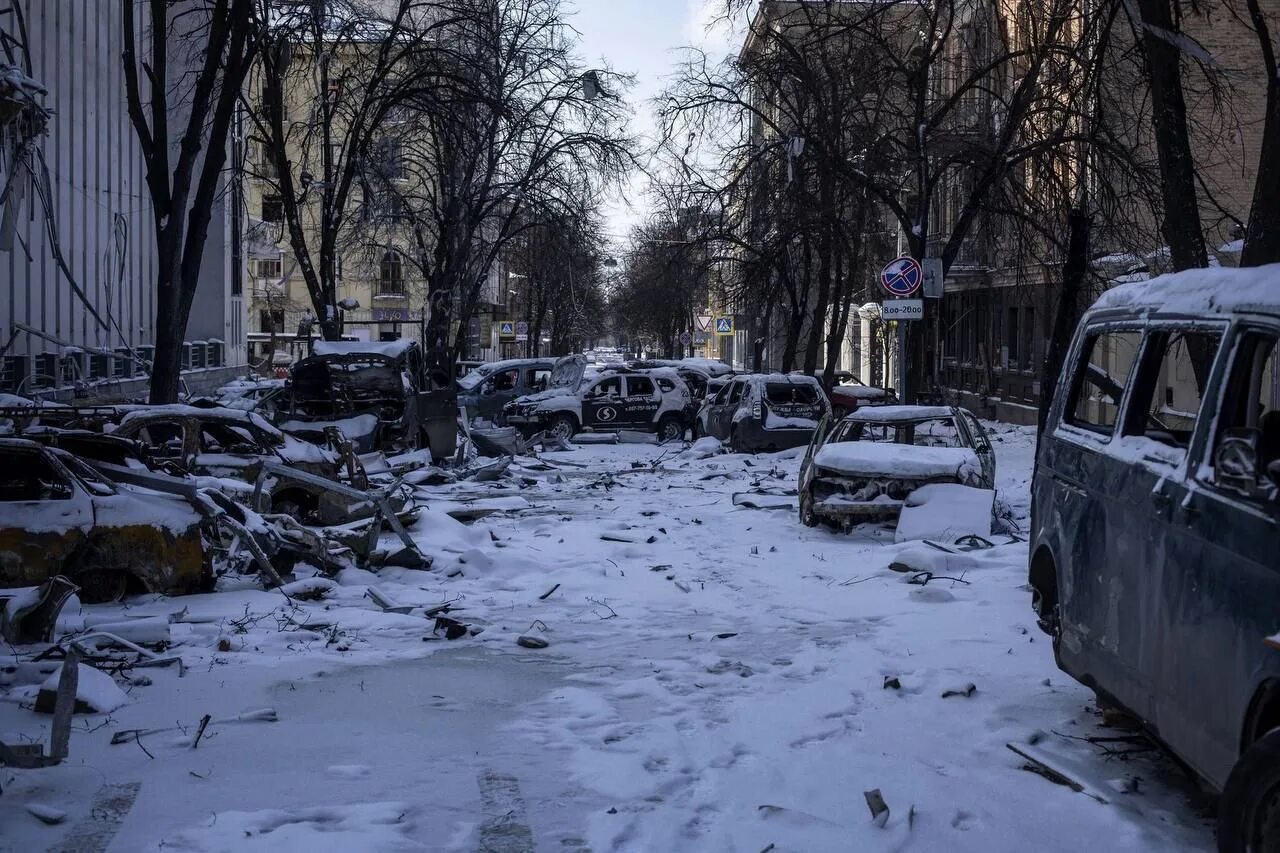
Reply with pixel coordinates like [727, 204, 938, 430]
[504, 361, 691, 442]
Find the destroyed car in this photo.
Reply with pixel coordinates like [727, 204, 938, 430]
[0, 438, 210, 603]
[504, 359, 691, 441]
[798, 405, 994, 528]
[796, 370, 896, 416]
[279, 339, 454, 458]
[109, 406, 355, 523]
[696, 374, 829, 452]
[1028, 266, 1280, 853]
[457, 358, 557, 424]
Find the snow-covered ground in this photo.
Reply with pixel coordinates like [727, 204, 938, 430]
[1, 424, 1215, 852]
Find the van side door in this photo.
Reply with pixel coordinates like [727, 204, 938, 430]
[1154, 323, 1280, 787]
[1045, 325, 1152, 718]
[622, 375, 660, 427]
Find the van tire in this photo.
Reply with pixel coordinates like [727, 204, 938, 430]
[77, 569, 129, 604]
[657, 416, 683, 443]
[1219, 728, 1280, 853]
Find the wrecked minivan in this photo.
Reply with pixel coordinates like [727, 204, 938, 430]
[280, 340, 454, 458]
[1029, 266, 1280, 852]
[0, 438, 210, 603]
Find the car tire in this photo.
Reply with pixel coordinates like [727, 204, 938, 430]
[77, 569, 129, 604]
[548, 414, 577, 441]
[1219, 728, 1280, 853]
[729, 428, 746, 454]
[657, 416, 683, 443]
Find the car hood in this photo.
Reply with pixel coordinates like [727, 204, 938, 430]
[813, 442, 979, 481]
[511, 385, 580, 408]
[550, 355, 586, 389]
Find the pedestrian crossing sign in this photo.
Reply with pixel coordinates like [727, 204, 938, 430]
[715, 316, 734, 336]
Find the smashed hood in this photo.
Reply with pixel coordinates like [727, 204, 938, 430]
[813, 442, 980, 481]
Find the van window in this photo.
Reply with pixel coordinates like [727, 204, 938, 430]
[1065, 330, 1142, 434]
[1212, 331, 1280, 486]
[727, 381, 744, 405]
[526, 369, 550, 390]
[1123, 329, 1223, 451]
[593, 376, 622, 398]
[765, 383, 820, 405]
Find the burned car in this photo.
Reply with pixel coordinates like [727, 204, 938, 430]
[798, 405, 995, 529]
[504, 358, 691, 442]
[0, 438, 210, 603]
[796, 370, 897, 417]
[109, 406, 355, 523]
[279, 340, 453, 458]
[696, 374, 829, 452]
[457, 358, 557, 424]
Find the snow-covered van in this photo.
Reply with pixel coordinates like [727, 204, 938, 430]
[695, 373, 829, 452]
[1029, 265, 1280, 852]
[503, 358, 691, 441]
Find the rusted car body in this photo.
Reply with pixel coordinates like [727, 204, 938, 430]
[798, 405, 994, 527]
[0, 438, 209, 603]
[108, 406, 360, 525]
[279, 339, 455, 459]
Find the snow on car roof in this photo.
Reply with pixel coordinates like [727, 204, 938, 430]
[312, 339, 414, 358]
[1092, 263, 1280, 317]
[813, 442, 978, 479]
[738, 373, 824, 388]
[117, 405, 283, 438]
[679, 357, 734, 377]
[846, 405, 954, 423]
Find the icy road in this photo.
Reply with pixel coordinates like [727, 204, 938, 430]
[1, 425, 1215, 852]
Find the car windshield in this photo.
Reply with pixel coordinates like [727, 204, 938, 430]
[833, 416, 963, 448]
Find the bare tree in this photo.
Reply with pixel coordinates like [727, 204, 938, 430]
[122, 0, 259, 402]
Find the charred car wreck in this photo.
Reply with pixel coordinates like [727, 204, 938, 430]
[280, 340, 455, 459]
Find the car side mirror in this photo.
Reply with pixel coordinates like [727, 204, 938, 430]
[1213, 430, 1265, 495]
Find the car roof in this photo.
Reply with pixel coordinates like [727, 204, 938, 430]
[1090, 262, 1280, 318]
[845, 405, 957, 423]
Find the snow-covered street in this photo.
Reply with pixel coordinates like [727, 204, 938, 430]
[1, 428, 1215, 852]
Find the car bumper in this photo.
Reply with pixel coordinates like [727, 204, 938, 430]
[736, 420, 815, 451]
[811, 497, 904, 522]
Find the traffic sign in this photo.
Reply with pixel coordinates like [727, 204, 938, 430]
[921, 258, 944, 298]
[715, 316, 734, 336]
[880, 256, 923, 297]
[515, 321, 529, 342]
[880, 299, 923, 321]
[498, 321, 516, 340]
[679, 331, 692, 345]
[696, 315, 713, 332]
[693, 330, 709, 344]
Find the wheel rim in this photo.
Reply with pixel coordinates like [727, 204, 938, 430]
[551, 418, 573, 440]
[661, 421, 681, 441]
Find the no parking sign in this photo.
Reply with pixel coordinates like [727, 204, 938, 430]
[880, 257, 923, 297]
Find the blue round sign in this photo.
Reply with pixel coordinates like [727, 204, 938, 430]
[880, 256, 923, 297]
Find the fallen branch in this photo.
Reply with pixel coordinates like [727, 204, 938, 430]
[538, 583, 560, 601]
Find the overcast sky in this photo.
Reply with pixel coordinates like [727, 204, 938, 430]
[565, 0, 734, 246]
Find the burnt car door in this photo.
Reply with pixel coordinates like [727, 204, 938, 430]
[581, 375, 624, 429]
[129, 418, 190, 472]
[714, 381, 745, 438]
[798, 413, 833, 508]
[958, 409, 996, 487]
[193, 418, 272, 480]
[621, 375, 661, 428]
[1148, 323, 1280, 786]
[0, 445, 92, 588]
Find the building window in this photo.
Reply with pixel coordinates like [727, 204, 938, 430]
[259, 309, 285, 333]
[262, 194, 283, 223]
[256, 258, 282, 280]
[1022, 307, 1036, 371]
[377, 138, 406, 181]
[379, 250, 405, 296]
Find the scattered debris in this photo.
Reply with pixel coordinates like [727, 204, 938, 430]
[538, 583, 561, 600]
[35, 661, 129, 714]
[863, 788, 890, 828]
[365, 587, 414, 614]
[0, 575, 78, 644]
[110, 708, 278, 746]
[517, 635, 549, 649]
[1006, 741, 1110, 804]
[883, 676, 901, 690]
[941, 683, 977, 699]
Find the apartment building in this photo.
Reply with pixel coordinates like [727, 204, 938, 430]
[0, 0, 246, 398]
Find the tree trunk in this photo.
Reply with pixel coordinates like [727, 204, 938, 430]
[150, 266, 185, 403]
[1133, 0, 1208, 272]
[1241, 0, 1280, 266]
[1040, 209, 1090, 437]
